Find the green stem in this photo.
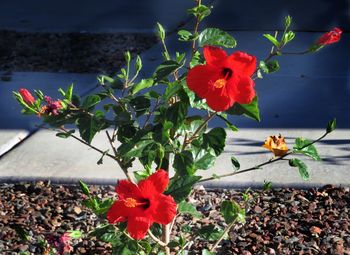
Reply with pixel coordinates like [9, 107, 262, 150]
[209, 219, 236, 252]
[191, 0, 202, 59]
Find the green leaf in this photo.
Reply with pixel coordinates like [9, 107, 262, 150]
[82, 95, 101, 109]
[156, 22, 165, 40]
[285, 15, 292, 29]
[77, 111, 108, 144]
[12, 224, 30, 242]
[67, 230, 83, 239]
[259, 60, 280, 74]
[173, 151, 195, 176]
[130, 96, 151, 116]
[178, 30, 193, 41]
[226, 96, 260, 122]
[202, 249, 215, 255]
[164, 81, 182, 101]
[198, 225, 224, 241]
[124, 51, 131, 63]
[79, 180, 90, 196]
[65, 84, 74, 101]
[193, 148, 216, 170]
[153, 60, 181, 82]
[178, 201, 202, 218]
[289, 158, 309, 181]
[166, 175, 201, 203]
[327, 118, 336, 133]
[203, 127, 226, 156]
[199, 28, 237, 48]
[165, 101, 188, 130]
[56, 130, 75, 138]
[130, 78, 154, 95]
[231, 156, 240, 171]
[221, 200, 243, 224]
[282, 31, 295, 45]
[263, 33, 280, 47]
[135, 55, 142, 73]
[293, 138, 321, 161]
[187, 4, 211, 21]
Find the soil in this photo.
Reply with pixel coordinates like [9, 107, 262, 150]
[0, 182, 349, 255]
[0, 30, 158, 74]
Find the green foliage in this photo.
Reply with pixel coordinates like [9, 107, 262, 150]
[198, 28, 237, 48]
[259, 60, 280, 74]
[77, 110, 109, 144]
[198, 225, 224, 241]
[327, 118, 336, 133]
[221, 200, 246, 224]
[263, 33, 279, 47]
[165, 175, 201, 203]
[153, 60, 181, 82]
[203, 127, 226, 156]
[293, 138, 321, 161]
[187, 4, 211, 21]
[289, 158, 309, 180]
[226, 96, 260, 122]
[178, 201, 202, 218]
[156, 22, 166, 41]
[79, 180, 91, 196]
[231, 156, 240, 171]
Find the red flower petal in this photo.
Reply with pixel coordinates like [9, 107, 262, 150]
[186, 64, 220, 98]
[139, 169, 169, 194]
[230, 76, 255, 104]
[116, 180, 141, 200]
[127, 217, 152, 240]
[227, 51, 257, 77]
[204, 46, 227, 66]
[107, 200, 128, 223]
[152, 194, 177, 225]
[205, 85, 234, 112]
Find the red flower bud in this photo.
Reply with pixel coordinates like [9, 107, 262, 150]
[19, 88, 35, 105]
[317, 27, 342, 46]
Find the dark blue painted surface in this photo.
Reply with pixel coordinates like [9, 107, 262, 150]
[204, 0, 350, 31]
[137, 31, 350, 128]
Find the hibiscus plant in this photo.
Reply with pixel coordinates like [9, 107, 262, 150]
[13, 1, 341, 254]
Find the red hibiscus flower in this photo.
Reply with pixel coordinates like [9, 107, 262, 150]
[186, 46, 257, 112]
[19, 88, 35, 105]
[107, 169, 177, 240]
[317, 27, 342, 45]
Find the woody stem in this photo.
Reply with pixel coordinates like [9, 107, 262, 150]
[199, 130, 329, 183]
[105, 131, 134, 182]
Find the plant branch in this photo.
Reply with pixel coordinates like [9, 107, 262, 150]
[183, 112, 216, 150]
[105, 130, 134, 182]
[210, 219, 236, 252]
[58, 127, 115, 160]
[191, 0, 202, 59]
[147, 230, 167, 247]
[199, 130, 330, 183]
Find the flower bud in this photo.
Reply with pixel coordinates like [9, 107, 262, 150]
[317, 27, 342, 46]
[19, 88, 35, 105]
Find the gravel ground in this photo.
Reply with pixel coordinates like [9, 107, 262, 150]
[0, 182, 349, 255]
[0, 30, 157, 74]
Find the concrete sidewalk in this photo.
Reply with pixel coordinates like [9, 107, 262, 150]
[0, 128, 349, 188]
[0, 1, 349, 188]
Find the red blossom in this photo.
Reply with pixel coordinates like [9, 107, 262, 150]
[19, 88, 35, 105]
[186, 46, 257, 112]
[107, 169, 177, 240]
[317, 27, 342, 46]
